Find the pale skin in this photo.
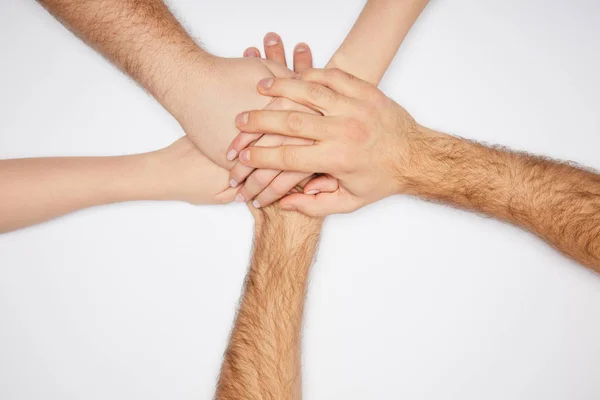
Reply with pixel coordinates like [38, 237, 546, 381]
[215, 205, 322, 400]
[234, 69, 600, 270]
[227, 0, 431, 208]
[0, 137, 235, 234]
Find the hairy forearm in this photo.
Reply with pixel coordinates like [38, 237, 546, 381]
[327, 0, 429, 84]
[0, 152, 172, 233]
[405, 127, 600, 269]
[216, 210, 321, 400]
[37, 0, 211, 112]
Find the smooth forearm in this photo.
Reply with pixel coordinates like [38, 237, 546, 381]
[37, 0, 212, 115]
[327, 0, 429, 84]
[0, 152, 166, 233]
[405, 127, 600, 269]
[216, 211, 321, 400]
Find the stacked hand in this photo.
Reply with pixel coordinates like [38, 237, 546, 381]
[226, 33, 323, 208]
[233, 68, 429, 216]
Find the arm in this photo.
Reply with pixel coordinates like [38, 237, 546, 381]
[216, 207, 322, 399]
[0, 137, 235, 233]
[327, 0, 430, 85]
[36, 0, 294, 168]
[233, 69, 600, 270]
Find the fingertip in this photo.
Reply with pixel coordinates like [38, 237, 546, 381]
[243, 47, 261, 58]
[264, 32, 280, 47]
[239, 149, 251, 163]
[294, 43, 310, 53]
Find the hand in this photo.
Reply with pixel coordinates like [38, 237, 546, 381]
[166, 54, 296, 169]
[150, 137, 236, 205]
[234, 68, 434, 216]
[225, 33, 325, 209]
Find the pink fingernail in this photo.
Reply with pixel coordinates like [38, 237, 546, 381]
[229, 179, 238, 188]
[226, 149, 237, 161]
[245, 48, 258, 57]
[235, 193, 245, 203]
[306, 190, 320, 195]
[295, 45, 307, 53]
[252, 200, 261, 209]
[236, 112, 248, 126]
[258, 78, 274, 89]
[265, 33, 279, 46]
[240, 150, 250, 162]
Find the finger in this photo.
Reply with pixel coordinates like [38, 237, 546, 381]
[236, 110, 336, 140]
[264, 32, 287, 66]
[303, 174, 339, 195]
[243, 47, 261, 58]
[235, 168, 281, 204]
[213, 187, 238, 204]
[256, 77, 348, 115]
[299, 68, 377, 100]
[253, 171, 313, 208]
[229, 132, 289, 187]
[293, 43, 313, 73]
[226, 132, 263, 161]
[279, 191, 358, 217]
[238, 145, 328, 173]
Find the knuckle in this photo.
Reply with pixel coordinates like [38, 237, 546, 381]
[280, 147, 299, 169]
[308, 83, 334, 103]
[286, 112, 305, 132]
[252, 171, 273, 187]
[343, 117, 369, 143]
[270, 179, 291, 196]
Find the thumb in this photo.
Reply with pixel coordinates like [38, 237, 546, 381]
[303, 174, 339, 195]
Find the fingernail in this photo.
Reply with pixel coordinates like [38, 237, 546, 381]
[240, 150, 250, 162]
[226, 149, 237, 161]
[265, 33, 279, 46]
[229, 178, 238, 188]
[252, 199, 261, 209]
[306, 190, 320, 195]
[295, 44, 307, 53]
[281, 204, 295, 211]
[244, 48, 258, 57]
[258, 78, 274, 89]
[235, 193, 245, 203]
[236, 112, 248, 126]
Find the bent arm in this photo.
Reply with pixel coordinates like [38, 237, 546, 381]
[327, 0, 429, 84]
[407, 128, 600, 269]
[216, 209, 322, 399]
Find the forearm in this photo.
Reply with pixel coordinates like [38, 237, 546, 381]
[216, 211, 322, 400]
[405, 127, 600, 269]
[0, 152, 167, 233]
[327, 0, 429, 84]
[37, 0, 212, 115]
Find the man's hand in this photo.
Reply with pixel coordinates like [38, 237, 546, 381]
[235, 68, 419, 215]
[234, 68, 600, 270]
[36, 0, 297, 170]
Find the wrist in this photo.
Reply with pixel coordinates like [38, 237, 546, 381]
[155, 49, 218, 120]
[254, 206, 322, 246]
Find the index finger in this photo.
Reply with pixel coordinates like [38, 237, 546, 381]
[239, 145, 329, 173]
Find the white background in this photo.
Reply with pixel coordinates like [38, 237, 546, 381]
[1, 0, 600, 399]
